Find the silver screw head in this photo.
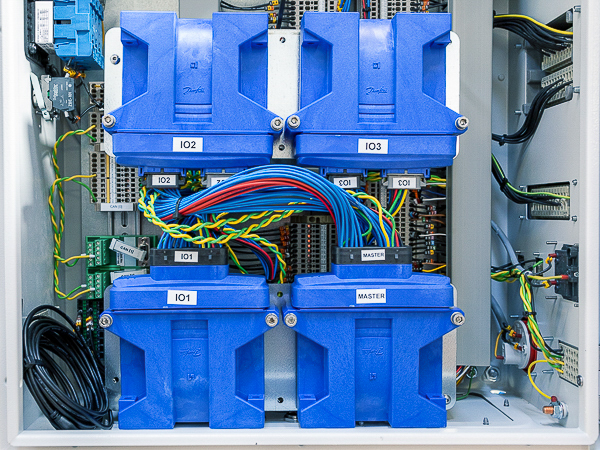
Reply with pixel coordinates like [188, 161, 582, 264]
[265, 313, 278, 328]
[284, 313, 297, 327]
[577, 375, 584, 386]
[270, 117, 284, 132]
[109, 54, 121, 65]
[443, 394, 451, 405]
[455, 116, 469, 130]
[99, 314, 113, 328]
[102, 114, 116, 128]
[451, 311, 465, 326]
[287, 115, 300, 129]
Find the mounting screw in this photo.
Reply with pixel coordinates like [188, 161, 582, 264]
[287, 115, 300, 129]
[444, 394, 451, 405]
[574, 5, 581, 13]
[98, 314, 113, 328]
[28, 43, 37, 55]
[572, 179, 578, 186]
[483, 417, 489, 425]
[573, 86, 581, 94]
[102, 114, 116, 128]
[483, 366, 499, 383]
[278, 144, 285, 151]
[455, 116, 469, 130]
[572, 215, 578, 222]
[574, 272, 579, 278]
[285, 313, 298, 327]
[109, 54, 121, 65]
[514, 110, 522, 115]
[271, 117, 284, 132]
[504, 399, 510, 407]
[577, 375, 583, 386]
[265, 313, 278, 328]
[280, 36, 286, 43]
[519, 215, 525, 220]
[450, 311, 465, 326]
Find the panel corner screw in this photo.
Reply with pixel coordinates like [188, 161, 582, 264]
[572, 179, 578, 186]
[98, 314, 113, 328]
[265, 313, 278, 327]
[287, 115, 300, 129]
[576, 375, 583, 386]
[483, 417, 489, 425]
[102, 114, 116, 128]
[284, 313, 298, 327]
[504, 399, 510, 407]
[451, 311, 465, 326]
[571, 215, 578, 222]
[109, 54, 121, 65]
[271, 117, 284, 132]
[455, 116, 469, 130]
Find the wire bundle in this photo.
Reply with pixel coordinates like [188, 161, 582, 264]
[23, 305, 113, 430]
[493, 14, 573, 55]
[491, 154, 570, 205]
[492, 80, 571, 146]
[140, 165, 400, 249]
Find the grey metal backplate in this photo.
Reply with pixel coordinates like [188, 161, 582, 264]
[450, 0, 494, 365]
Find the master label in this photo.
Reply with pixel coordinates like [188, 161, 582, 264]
[356, 289, 387, 304]
[361, 249, 386, 261]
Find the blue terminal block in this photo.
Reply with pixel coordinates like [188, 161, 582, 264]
[285, 247, 463, 428]
[54, 0, 104, 70]
[290, 12, 466, 174]
[101, 249, 276, 429]
[105, 12, 280, 174]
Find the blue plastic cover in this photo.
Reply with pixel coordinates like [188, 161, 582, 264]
[54, 0, 104, 70]
[292, 263, 454, 308]
[104, 307, 275, 429]
[103, 263, 274, 429]
[286, 306, 461, 428]
[110, 265, 269, 310]
[105, 12, 279, 173]
[290, 12, 465, 173]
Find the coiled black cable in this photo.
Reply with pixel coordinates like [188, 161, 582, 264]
[23, 305, 113, 430]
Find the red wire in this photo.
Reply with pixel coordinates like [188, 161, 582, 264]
[165, 179, 336, 222]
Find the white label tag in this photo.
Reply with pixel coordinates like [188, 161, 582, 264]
[358, 138, 389, 154]
[207, 175, 231, 187]
[110, 269, 148, 283]
[35, 2, 53, 47]
[173, 137, 203, 152]
[174, 251, 199, 263]
[331, 177, 359, 189]
[99, 203, 135, 211]
[109, 238, 146, 261]
[356, 289, 387, 304]
[167, 290, 198, 306]
[389, 175, 420, 190]
[361, 249, 386, 261]
[151, 174, 177, 187]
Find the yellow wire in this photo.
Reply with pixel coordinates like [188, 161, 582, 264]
[494, 14, 574, 36]
[527, 359, 554, 400]
[391, 190, 408, 216]
[67, 289, 93, 301]
[225, 243, 246, 274]
[422, 264, 446, 273]
[55, 254, 93, 264]
[348, 191, 390, 247]
[494, 331, 503, 358]
[528, 275, 566, 281]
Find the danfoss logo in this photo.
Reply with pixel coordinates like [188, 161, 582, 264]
[366, 86, 387, 95]
[183, 86, 205, 94]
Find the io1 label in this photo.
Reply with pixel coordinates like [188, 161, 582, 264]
[173, 137, 203, 152]
[174, 251, 199, 263]
[356, 288, 387, 304]
[167, 290, 198, 306]
[358, 138, 389, 154]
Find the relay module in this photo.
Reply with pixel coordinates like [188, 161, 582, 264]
[3, 0, 599, 447]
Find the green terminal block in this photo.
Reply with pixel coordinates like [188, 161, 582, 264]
[87, 271, 111, 299]
[86, 238, 111, 267]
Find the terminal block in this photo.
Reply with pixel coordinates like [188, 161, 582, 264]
[554, 244, 578, 302]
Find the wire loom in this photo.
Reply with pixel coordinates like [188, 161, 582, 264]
[23, 306, 113, 430]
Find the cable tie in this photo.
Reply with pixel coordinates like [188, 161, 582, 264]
[24, 358, 44, 372]
[523, 311, 537, 317]
[172, 197, 184, 221]
[499, 177, 510, 191]
[497, 135, 507, 146]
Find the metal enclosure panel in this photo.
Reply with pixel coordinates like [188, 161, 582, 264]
[449, 0, 493, 366]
